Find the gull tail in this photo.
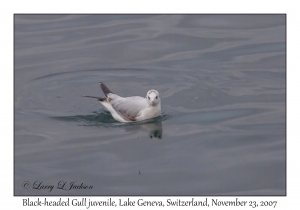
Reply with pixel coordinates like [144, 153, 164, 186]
[100, 82, 114, 97]
[81, 95, 106, 102]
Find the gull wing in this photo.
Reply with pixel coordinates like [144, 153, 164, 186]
[109, 94, 148, 121]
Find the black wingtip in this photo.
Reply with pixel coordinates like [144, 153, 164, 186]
[99, 82, 114, 97]
[81, 95, 106, 101]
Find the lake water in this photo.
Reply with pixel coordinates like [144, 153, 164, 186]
[14, 15, 286, 195]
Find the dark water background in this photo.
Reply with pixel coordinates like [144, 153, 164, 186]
[14, 15, 286, 195]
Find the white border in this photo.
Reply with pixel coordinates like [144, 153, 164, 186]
[3, 0, 297, 209]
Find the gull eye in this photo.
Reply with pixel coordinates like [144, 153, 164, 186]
[156, 96, 158, 99]
[147, 96, 150, 100]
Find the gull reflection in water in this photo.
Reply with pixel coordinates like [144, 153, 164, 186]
[124, 121, 163, 139]
[140, 121, 163, 139]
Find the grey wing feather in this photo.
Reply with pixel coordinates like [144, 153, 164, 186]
[109, 95, 147, 121]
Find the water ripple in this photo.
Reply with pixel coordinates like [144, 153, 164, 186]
[51, 109, 171, 127]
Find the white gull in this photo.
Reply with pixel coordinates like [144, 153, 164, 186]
[82, 82, 161, 122]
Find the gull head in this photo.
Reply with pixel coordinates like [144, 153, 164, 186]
[146, 90, 160, 106]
